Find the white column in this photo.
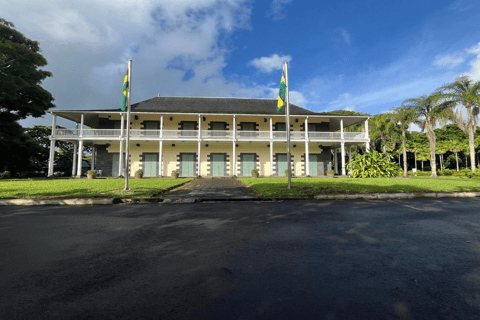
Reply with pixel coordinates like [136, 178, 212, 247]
[340, 118, 344, 140]
[341, 142, 346, 176]
[365, 119, 370, 152]
[77, 140, 83, 177]
[198, 114, 201, 139]
[159, 115, 163, 176]
[305, 141, 310, 176]
[48, 140, 55, 177]
[79, 114, 84, 137]
[119, 113, 125, 177]
[48, 114, 57, 177]
[233, 115, 236, 140]
[269, 117, 273, 139]
[198, 114, 201, 176]
[305, 117, 309, 176]
[159, 141, 163, 176]
[334, 148, 338, 174]
[72, 142, 77, 176]
[197, 140, 201, 176]
[270, 142, 274, 176]
[349, 146, 352, 175]
[91, 146, 96, 170]
[232, 141, 236, 176]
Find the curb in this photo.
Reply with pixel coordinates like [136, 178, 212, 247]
[314, 191, 480, 200]
[0, 198, 116, 206]
[1, 192, 480, 206]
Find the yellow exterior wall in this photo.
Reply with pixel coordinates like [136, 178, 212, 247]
[94, 114, 334, 177]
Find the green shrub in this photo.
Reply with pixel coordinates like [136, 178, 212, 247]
[326, 169, 335, 175]
[347, 150, 400, 178]
[87, 170, 97, 175]
[0, 171, 11, 179]
[252, 169, 258, 174]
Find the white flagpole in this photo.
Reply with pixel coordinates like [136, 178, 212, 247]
[124, 59, 132, 191]
[285, 61, 291, 189]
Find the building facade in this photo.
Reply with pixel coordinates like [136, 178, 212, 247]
[48, 97, 370, 177]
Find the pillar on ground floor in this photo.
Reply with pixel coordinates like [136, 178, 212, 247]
[119, 140, 124, 177]
[366, 142, 370, 152]
[341, 142, 346, 176]
[197, 140, 201, 176]
[77, 140, 83, 177]
[158, 140, 163, 176]
[91, 146, 96, 170]
[334, 148, 338, 174]
[48, 140, 55, 177]
[305, 142, 310, 176]
[270, 142, 274, 176]
[349, 146, 352, 175]
[72, 142, 78, 176]
[232, 141, 236, 176]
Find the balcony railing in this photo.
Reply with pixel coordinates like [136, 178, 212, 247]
[52, 129, 368, 141]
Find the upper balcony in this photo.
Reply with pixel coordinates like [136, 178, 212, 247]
[52, 128, 369, 142]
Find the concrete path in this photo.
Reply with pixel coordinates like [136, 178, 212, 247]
[162, 177, 258, 201]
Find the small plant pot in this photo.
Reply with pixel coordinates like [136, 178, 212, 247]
[135, 173, 143, 179]
[87, 173, 96, 179]
[252, 172, 259, 178]
[172, 172, 179, 179]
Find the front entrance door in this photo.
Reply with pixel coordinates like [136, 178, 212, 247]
[144, 153, 158, 177]
[211, 154, 225, 176]
[309, 154, 325, 176]
[309, 154, 318, 176]
[181, 154, 195, 176]
[242, 154, 255, 176]
[112, 154, 119, 177]
[277, 154, 287, 176]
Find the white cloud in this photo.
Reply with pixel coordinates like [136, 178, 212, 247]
[466, 42, 480, 81]
[3, 0, 257, 129]
[266, 0, 292, 21]
[338, 28, 351, 45]
[345, 106, 355, 112]
[247, 54, 292, 73]
[433, 54, 465, 68]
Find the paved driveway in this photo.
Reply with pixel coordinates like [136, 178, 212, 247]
[163, 177, 258, 200]
[1, 199, 480, 319]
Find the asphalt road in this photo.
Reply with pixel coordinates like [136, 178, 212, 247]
[1, 199, 480, 320]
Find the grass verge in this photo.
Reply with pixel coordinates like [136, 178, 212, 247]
[238, 177, 480, 198]
[0, 178, 194, 199]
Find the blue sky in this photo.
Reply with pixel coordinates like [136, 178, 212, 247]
[2, 0, 480, 128]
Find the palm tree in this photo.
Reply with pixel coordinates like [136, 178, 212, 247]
[402, 95, 454, 177]
[445, 139, 463, 171]
[438, 76, 480, 172]
[369, 114, 395, 153]
[389, 106, 418, 177]
[435, 141, 449, 171]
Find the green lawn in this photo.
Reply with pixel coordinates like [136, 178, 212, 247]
[0, 178, 193, 199]
[238, 177, 480, 198]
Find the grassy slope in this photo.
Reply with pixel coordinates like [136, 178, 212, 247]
[238, 177, 480, 198]
[0, 178, 193, 199]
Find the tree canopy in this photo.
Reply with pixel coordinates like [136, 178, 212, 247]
[0, 18, 55, 172]
[0, 18, 55, 120]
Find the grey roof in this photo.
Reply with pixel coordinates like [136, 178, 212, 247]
[51, 96, 369, 129]
[127, 96, 318, 115]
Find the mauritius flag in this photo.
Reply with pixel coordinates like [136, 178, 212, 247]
[121, 69, 128, 111]
[277, 64, 286, 112]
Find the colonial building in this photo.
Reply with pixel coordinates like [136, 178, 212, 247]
[48, 96, 370, 177]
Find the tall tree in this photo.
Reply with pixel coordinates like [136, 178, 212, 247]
[389, 106, 418, 177]
[369, 114, 395, 153]
[402, 94, 454, 177]
[0, 18, 55, 172]
[438, 76, 480, 172]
